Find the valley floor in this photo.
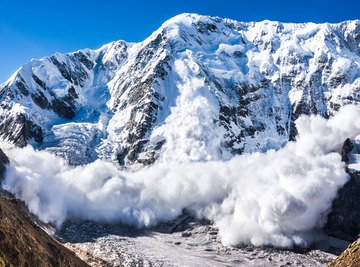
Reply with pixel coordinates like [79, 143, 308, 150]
[55, 215, 345, 267]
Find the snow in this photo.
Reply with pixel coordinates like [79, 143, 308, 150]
[152, 58, 230, 163]
[332, 57, 352, 74]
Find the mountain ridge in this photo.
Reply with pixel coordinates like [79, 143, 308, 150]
[0, 13, 359, 167]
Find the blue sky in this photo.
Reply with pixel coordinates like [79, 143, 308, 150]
[1, 0, 359, 83]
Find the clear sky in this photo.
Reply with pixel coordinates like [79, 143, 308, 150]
[1, 0, 359, 83]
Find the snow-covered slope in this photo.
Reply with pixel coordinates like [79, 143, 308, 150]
[0, 14, 359, 166]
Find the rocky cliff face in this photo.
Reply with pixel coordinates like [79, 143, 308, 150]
[0, 149, 9, 182]
[0, 14, 359, 166]
[325, 139, 360, 241]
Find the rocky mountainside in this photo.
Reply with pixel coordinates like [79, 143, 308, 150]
[0, 197, 89, 267]
[0, 14, 359, 166]
[323, 138, 360, 243]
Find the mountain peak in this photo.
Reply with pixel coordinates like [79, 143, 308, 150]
[156, 13, 226, 40]
[161, 13, 215, 27]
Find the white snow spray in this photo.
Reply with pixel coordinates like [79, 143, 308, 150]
[2, 105, 360, 248]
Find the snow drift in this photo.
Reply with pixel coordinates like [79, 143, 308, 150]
[2, 105, 360, 248]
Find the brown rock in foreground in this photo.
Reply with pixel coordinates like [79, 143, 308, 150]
[328, 238, 360, 267]
[0, 196, 88, 267]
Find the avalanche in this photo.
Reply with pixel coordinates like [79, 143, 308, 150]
[2, 105, 360, 248]
[0, 13, 360, 249]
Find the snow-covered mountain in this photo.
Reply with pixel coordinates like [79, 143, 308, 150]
[0, 14, 359, 166]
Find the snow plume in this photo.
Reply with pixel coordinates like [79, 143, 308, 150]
[2, 105, 360, 248]
[153, 58, 230, 163]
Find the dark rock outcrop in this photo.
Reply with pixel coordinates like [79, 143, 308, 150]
[0, 149, 9, 181]
[325, 170, 360, 242]
[0, 113, 43, 147]
[325, 140, 360, 242]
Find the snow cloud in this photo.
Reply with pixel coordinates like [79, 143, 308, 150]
[2, 105, 360, 248]
[152, 58, 231, 163]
